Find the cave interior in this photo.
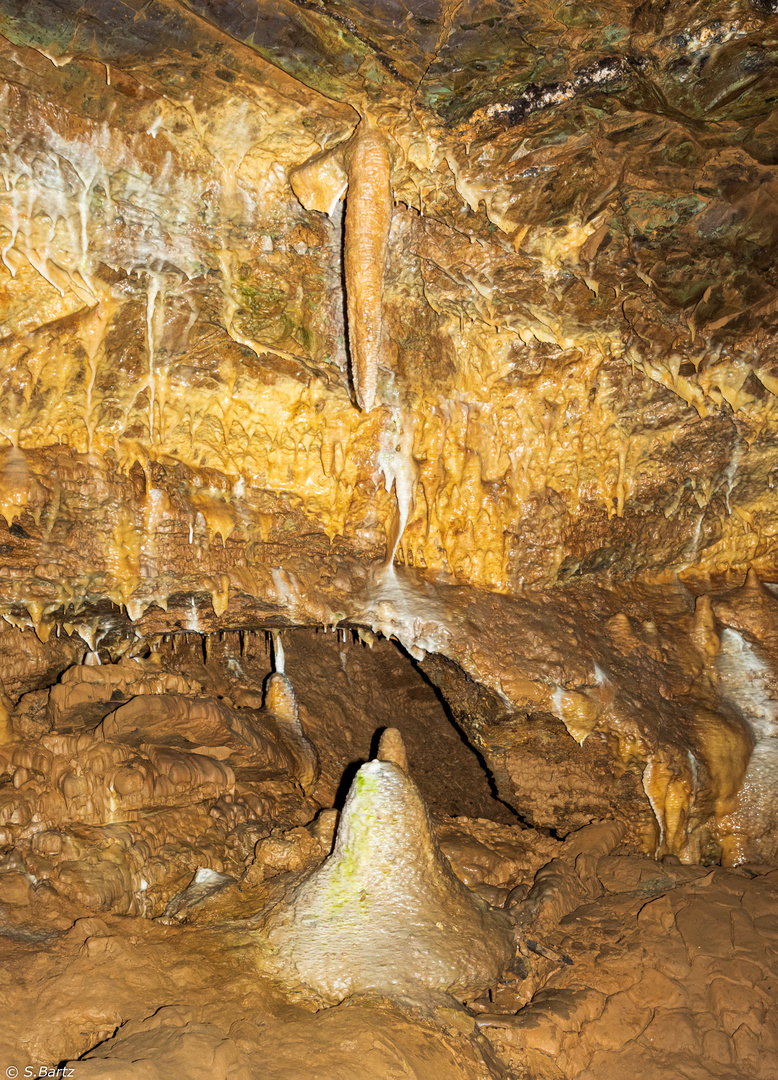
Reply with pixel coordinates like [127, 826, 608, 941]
[0, 0, 777, 1077]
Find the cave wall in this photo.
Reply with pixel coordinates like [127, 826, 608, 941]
[0, 0, 778, 866]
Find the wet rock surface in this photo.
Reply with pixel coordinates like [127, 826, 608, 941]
[259, 741, 516, 1004]
[1, 0, 778, 1073]
[0, 636, 774, 1078]
[0, 633, 773, 1076]
[0, 812, 775, 1078]
[0, 0, 777, 877]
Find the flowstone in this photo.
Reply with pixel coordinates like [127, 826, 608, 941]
[259, 730, 516, 1003]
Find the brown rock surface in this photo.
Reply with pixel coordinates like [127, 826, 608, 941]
[0, 0, 777, 1072]
[0, 742, 776, 1077]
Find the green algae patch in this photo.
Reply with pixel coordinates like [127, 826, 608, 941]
[325, 769, 380, 911]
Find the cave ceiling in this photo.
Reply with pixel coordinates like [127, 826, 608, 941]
[1, 0, 777, 584]
[1, 0, 778, 864]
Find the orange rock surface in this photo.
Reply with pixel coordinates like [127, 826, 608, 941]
[0, 0, 777, 1073]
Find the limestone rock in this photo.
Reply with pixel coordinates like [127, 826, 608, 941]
[261, 673, 320, 795]
[260, 753, 516, 1002]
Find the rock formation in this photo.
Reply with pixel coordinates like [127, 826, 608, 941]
[0, 0, 776, 1073]
[342, 121, 393, 412]
[259, 730, 515, 1003]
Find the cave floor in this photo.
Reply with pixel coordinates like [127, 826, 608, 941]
[0, 845, 775, 1079]
[0, 630, 775, 1078]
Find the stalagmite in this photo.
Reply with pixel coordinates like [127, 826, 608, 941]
[259, 730, 515, 1002]
[262, 671, 319, 795]
[2, 1, 778, 1074]
[376, 726, 408, 771]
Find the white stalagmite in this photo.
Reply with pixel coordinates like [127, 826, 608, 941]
[259, 733, 515, 1002]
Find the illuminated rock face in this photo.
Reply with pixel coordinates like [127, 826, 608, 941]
[2, 12, 778, 1077]
[0, 0, 777, 871]
[261, 747, 516, 1003]
[2, 0, 778, 592]
[0, 644, 325, 914]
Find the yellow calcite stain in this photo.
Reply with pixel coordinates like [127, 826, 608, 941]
[209, 575, 231, 617]
[188, 491, 240, 547]
[0, 286, 771, 596]
[0, 53, 774, 594]
[0, 448, 36, 525]
[107, 507, 142, 605]
[0, 37, 777, 875]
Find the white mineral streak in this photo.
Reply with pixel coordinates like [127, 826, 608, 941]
[716, 628, 778, 861]
[362, 405, 452, 661]
[683, 511, 706, 568]
[271, 632, 286, 675]
[376, 406, 416, 568]
[0, 82, 295, 447]
[551, 685, 566, 723]
[141, 484, 166, 568]
[721, 441, 742, 515]
[145, 270, 165, 441]
[162, 867, 236, 921]
[271, 569, 302, 624]
[185, 598, 201, 633]
[261, 754, 515, 1002]
[593, 662, 608, 686]
[75, 623, 97, 652]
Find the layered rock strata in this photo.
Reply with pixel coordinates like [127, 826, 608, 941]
[0, 0, 777, 873]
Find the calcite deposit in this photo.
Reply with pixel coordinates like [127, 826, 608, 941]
[0, 0, 777, 1073]
[0, 629, 774, 1078]
[259, 730, 516, 1003]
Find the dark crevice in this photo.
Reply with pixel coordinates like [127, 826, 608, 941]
[394, 641, 523, 825]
